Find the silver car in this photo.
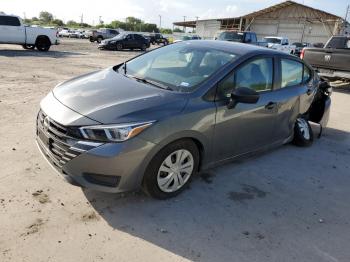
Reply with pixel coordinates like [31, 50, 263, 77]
[36, 41, 331, 199]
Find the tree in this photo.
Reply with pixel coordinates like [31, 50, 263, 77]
[160, 28, 172, 34]
[52, 19, 64, 27]
[66, 20, 79, 27]
[39, 11, 53, 23]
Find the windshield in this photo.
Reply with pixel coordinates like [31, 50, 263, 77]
[111, 33, 125, 40]
[264, 38, 282, 44]
[120, 43, 239, 92]
[293, 42, 303, 47]
[218, 32, 243, 42]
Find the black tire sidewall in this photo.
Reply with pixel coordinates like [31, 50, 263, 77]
[36, 38, 50, 51]
[293, 118, 313, 147]
[143, 139, 199, 199]
[116, 43, 123, 51]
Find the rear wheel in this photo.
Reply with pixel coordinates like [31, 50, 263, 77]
[35, 37, 51, 51]
[292, 117, 313, 147]
[143, 139, 199, 199]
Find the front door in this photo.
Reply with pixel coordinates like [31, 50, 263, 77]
[0, 16, 25, 43]
[213, 56, 279, 162]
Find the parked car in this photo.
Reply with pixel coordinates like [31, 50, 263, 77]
[146, 33, 169, 45]
[293, 42, 311, 56]
[58, 29, 71, 38]
[174, 35, 201, 43]
[0, 14, 59, 51]
[89, 28, 120, 43]
[264, 37, 296, 54]
[301, 36, 350, 81]
[98, 33, 149, 51]
[217, 31, 268, 47]
[36, 41, 331, 199]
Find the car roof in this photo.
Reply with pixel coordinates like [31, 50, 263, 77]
[180, 40, 284, 56]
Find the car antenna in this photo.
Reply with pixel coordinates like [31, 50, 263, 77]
[124, 62, 127, 74]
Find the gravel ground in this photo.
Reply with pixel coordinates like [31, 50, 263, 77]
[1, 39, 350, 262]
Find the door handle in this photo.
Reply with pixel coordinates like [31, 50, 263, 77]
[265, 102, 277, 110]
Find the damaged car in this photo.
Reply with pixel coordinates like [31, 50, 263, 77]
[36, 41, 331, 199]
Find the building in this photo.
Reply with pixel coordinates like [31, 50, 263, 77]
[173, 1, 347, 44]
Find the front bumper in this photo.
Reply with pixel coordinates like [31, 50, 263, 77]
[36, 107, 157, 193]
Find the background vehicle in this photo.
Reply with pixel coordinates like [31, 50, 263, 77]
[98, 33, 150, 51]
[264, 37, 296, 54]
[146, 33, 169, 45]
[174, 35, 201, 43]
[89, 28, 120, 43]
[301, 36, 350, 81]
[58, 29, 71, 37]
[293, 42, 311, 56]
[0, 14, 59, 51]
[37, 41, 330, 199]
[217, 31, 268, 47]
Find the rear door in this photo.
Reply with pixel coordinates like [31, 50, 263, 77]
[271, 57, 316, 140]
[213, 56, 280, 161]
[0, 16, 25, 43]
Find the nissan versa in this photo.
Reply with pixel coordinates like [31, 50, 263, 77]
[36, 41, 331, 199]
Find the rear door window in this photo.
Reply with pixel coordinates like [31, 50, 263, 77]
[281, 59, 303, 88]
[0, 16, 21, 26]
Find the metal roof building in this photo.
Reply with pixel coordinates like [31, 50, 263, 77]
[173, 1, 348, 44]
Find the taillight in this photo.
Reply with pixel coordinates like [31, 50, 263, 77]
[300, 48, 305, 59]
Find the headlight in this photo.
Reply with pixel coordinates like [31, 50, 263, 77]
[79, 121, 155, 142]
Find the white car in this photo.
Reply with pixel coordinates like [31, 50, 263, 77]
[264, 37, 296, 54]
[58, 29, 71, 37]
[0, 14, 59, 51]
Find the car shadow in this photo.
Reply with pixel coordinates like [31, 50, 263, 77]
[0, 49, 84, 58]
[83, 126, 350, 261]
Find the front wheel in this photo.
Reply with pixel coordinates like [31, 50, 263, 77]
[292, 117, 313, 147]
[116, 43, 123, 51]
[142, 139, 199, 199]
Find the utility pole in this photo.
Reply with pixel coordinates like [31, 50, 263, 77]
[183, 16, 186, 33]
[99, 16, 102, 25]
[159, 15, 162, 31]
[80, 13, 84, 26]
[342, 5, 350, 35]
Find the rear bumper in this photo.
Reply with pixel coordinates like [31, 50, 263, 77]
[316, 68, 350, 80]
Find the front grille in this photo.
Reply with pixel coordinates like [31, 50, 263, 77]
[37, 110, 85, 169]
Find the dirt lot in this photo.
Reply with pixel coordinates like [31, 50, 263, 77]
[1, 39, 350, 262]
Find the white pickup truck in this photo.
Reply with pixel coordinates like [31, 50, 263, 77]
[263, 36, 296, 55]
[0, 14, 59, 51]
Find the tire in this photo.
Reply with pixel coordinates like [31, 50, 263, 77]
[116, 43, 123, 51]
[152, 41, 155, 45]
[89, 37, 94, 42]
[142, 139, 200, 199]
[292, 117, 313, 147]
[141, 44, 147, 51]
[22, 44, 35, 50]
[35, 37, 51, 52]
[97, 37, 103, 43]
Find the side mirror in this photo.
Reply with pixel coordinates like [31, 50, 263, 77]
[227, 87, 260, 109]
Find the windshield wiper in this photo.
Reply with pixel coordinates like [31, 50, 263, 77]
[126, 75, 173, 91]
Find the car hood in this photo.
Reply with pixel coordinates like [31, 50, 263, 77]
[53, 67, 188, 124]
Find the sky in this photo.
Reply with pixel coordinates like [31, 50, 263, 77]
[0, 0, 349, 28]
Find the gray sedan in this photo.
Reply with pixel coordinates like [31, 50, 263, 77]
[36, 41, 331, 199]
